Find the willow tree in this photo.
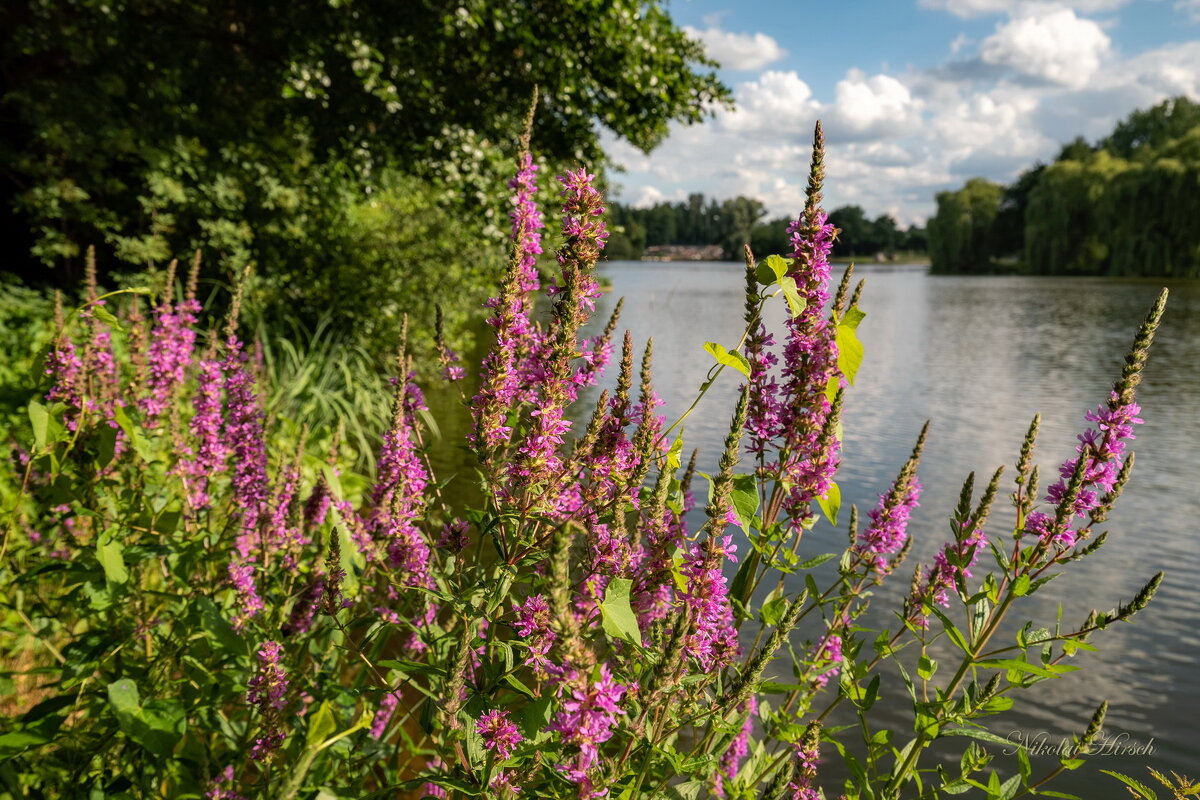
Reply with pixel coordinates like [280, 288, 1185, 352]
[927, 178, 1002, 273]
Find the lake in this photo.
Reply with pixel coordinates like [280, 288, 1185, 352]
[584, 260, 1200, 795]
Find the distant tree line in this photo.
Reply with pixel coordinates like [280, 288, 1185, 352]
[929, 96, 1200, 277]
[607, 194, 927, 260]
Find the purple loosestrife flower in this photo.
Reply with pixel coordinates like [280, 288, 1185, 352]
[373, 373, 433, 590]
[140, 289, 199, 426]
[204, 767, 246, 800]
[303, 479, 332, 530]
[911, 527, 987, 625]
[472, 154, 547, 453]
[1024, 395, 1142, 548]
[224, 334, 270, 555]
[715, 697, 756, 798]
[548, 663, 627, 797]
[370, 689, 400, 739]
[267, 465, 307, 568]
[437, 518, 470, 551]
[477, 709, 523, 759]
[853, 478, 923, 571]
[421, 759, 448, 799]
[507, 168, 609, 502]
[223, 334, 271, 628]
[510, 153, 544, 295]
[515, 594, 552, 638]
[682, 534, 740, 672]
[515, 594, 558, 676]
[811, 630, 843, 689]
[247, 640, 288, 760]
[45, 336, 85, 431]
[179, 354, 225, 510]
[744, 125, 844, 530]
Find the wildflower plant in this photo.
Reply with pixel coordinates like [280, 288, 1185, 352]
[0, 120, 1170, 800]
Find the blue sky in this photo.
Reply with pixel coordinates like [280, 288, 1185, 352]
[603, 0, 1200, 224]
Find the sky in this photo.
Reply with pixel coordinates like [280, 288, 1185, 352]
[603, 0, 1200, 225]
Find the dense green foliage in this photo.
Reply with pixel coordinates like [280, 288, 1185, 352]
[607, 194, 926, 261]
[0, 0, 729, 359]
[929, 96, 1200, 276]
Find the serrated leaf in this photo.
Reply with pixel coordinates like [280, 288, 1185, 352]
[703, 342, 751, 378]
[1100, 770, 1158, 800]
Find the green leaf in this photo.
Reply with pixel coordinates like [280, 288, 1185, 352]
[666, 780, 705, 800]
[306, 701, 338, 748]
[599, 577, 642, 646]
[778, 276, 807, 319]
[1012, 575, 1032, 596]
[730, 473, 758, 533]
[758, 591, 788, 627]
[96, 532, 128, 586]
[841, 305, 866, 330]
[796, 552, 838, 570]
[941, 727, 1016, 748]
[755, 254, 792, 285]
[90, 303, 124, 330]
[816, 482, 841, 527]
[519, 694, 553, 740]
[113, 405, 151, 462]
[666, 430, 685, 474]
[974, 658, 1058, 678]
[835, 320, 865, 385]
[196, 597, 243, 656]
[918, 655, 937, 681]
[28, 400, 50, 450]
[703, 342, 751, 379]
[106, 679, 184, 759]
[1100, 770, 1158, 800]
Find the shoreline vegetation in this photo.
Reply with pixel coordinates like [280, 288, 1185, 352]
[929, 96, 1200, 278]
[620, 243, 930, 265]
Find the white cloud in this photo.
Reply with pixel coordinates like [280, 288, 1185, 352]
[831, 71, 923, 137]
[980, 9, 1110, 87]
[604, 15, 1200, 229]
[719, 70, 820, 133]
[683, 26, 787, 71]
[919, 0, 1128, 17]
[630, 185, 667, 209]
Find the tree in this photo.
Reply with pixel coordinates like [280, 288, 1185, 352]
[1104, 96, 1200, 159]
[1024, 151, 1128, 275]
[827, 205, 871, 257]
[0, 0, 730, 357]
[927, 178, 1003, 273]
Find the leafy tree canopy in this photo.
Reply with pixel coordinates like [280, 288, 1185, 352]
[1, 0, 729, 359]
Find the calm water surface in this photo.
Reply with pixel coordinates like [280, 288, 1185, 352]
[585, 261, 1200, 795]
